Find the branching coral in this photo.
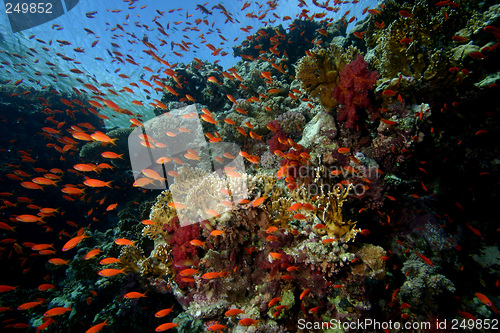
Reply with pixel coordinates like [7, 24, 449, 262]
[296, 44, 359, 109]
[313, 183, 358, 241]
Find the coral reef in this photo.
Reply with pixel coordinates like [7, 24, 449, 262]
[1, 1, 499, 332]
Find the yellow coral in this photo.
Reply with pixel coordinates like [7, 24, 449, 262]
[141, 242, 173, 278]
[366, 13, 454, 83]
[296, 44, 359, 109]
[351, 244, 387, 279]
[313, 183, 358, 242]
[143, 190, 176, 241]
[118, 246, 146, 274]
[265, 196, 295, 229]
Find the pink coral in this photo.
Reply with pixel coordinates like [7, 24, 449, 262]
[332, 55, 378, 129]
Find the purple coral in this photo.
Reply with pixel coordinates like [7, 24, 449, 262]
[332, 55, 378, 129]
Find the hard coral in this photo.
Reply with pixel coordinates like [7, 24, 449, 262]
[332, 55, 378, 129]
[313, 183, 359, 241]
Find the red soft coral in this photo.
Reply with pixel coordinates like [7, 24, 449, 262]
[267, 121, 289, 154]
[166, 217, 201, 288]
[332, 55, 378, 129]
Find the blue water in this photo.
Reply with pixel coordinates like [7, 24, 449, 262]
[0, 0, 376, 127]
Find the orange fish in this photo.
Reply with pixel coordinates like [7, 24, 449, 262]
[84, 179, 112, 188]
[180, 268, 199, 277]
[114, 238, 136, 246]
[382, 89, 397, 97]
[84, 248, 102, 260]
[474, 293, 498, 314]
[16, 214, 43, 223]
[99, 258, 121, 265]
[210, 230, 225, 236]
[168, 202, 186, 210]
[85, 319, 108, 333]
[398, 10, 413, 18]
[309, 306, 320, 314]
[101, 151, 123, 159]
[98, 268, 126, 277]
[269, 297, 281, 307]
[207, 324, 227, 331]
[124, 291, 147, 299]
[269, 252, 282, 259]
[44, 307, 71, 317]
[18, 301, 42, 310]
[289, 203, 303, 211]
[260, 71, 272, 80]
[0, 285, 17, 292]
[38, 284, 55, 291]
[202, 272, 221, 279]
[225, 308, 245, 316]
[266, 235, 278, 242]
[337, 147, 350, 154]
[62, 233, 89, 251]
[201, 114, 217, 125]
[300, 288, 310, 300]
[155, 305, 174, 318]
[155, 323, 179, 332]
[205, 209, 221, 218]
[227, 94, 236, 103]
[252, 196, 267, 207]
[236, 127, 247, 137]
[380, 118, 397, 126]
[238, 318, 258, 326]
[415, 252, 433, 266]
[249, 131, 262, 141]
[74, 164, 97, 172]
[266, 226, 278, 234]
